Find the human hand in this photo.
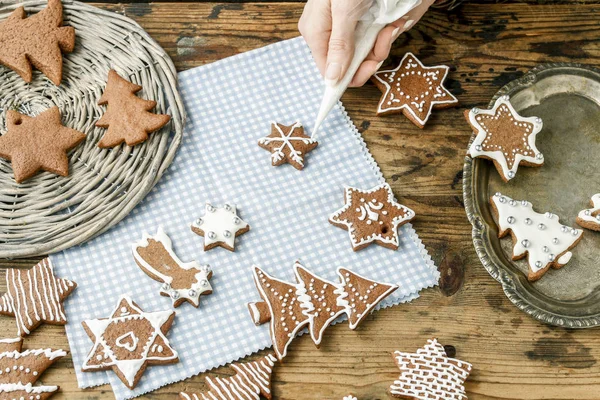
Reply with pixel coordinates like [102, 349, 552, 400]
[299, 0, 435, 87]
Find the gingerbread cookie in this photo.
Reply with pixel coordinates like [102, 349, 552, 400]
[82, 295, 178, 389]
[389, 338, 472, 400]
[329, 183, 415, 251]
[371, 53, 458, 128]
[466, 95, 544, 182]
[0, 258, 77, 337]
[491, 193, 583, 281]
[0, 0, 75, 85]
[179, 354, 277, 400]
[577, 193, 600, 231]
[132, 228, 213, 308]
[258, 122, 318, 170]
[248, 262, 397, 359]
[191, 203, 250, 251]
[96, 69, 171, 148]
[0, 338, 66, 400]
[343, 397, 358, 400]
[0, 107, 86, 183]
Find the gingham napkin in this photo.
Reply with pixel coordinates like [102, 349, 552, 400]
[51, 37, 439, 399]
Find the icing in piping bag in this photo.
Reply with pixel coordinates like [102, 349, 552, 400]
[312, 0, 421, 139]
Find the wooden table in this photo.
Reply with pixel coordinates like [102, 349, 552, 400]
[3, 1, 600, 398]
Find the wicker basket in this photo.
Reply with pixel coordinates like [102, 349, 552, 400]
[0, 0, 185, 258]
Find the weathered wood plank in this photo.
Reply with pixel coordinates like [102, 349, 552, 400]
[3, 2, 600, 399]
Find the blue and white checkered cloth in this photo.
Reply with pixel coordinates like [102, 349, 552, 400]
[51, 37, 439, 399]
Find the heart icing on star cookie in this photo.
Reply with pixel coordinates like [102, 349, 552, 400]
[371, 52, 458, 128]
[466, 95, 544, 182]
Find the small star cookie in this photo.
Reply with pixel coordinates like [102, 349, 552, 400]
[258, 122, 318, 170]
[191, 203, 250, 251]
[466, 95, 544, 182]
[329, 183, 415, 251]
[82, 296, 178, 389]
[0, 107, 85, 183]
[577, 193, 600, 231]
[371, 52, 458, 128]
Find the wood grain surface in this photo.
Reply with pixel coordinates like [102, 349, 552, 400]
[3, 1, 600, 399]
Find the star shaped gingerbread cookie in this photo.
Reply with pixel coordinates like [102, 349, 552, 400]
[82, 296, 178, 389]
[371, 53, 458, 128]
[0, 107, 85, 183]
[258, 122, 318, 170]
[191, 203, 250, 251]
[466, 95, 544, 182]
[329, 183, 415, 251]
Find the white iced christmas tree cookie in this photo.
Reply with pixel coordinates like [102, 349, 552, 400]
[490, 193, 583, 281]
[576, 193, 600, 231]
[466, 95, 544, 182]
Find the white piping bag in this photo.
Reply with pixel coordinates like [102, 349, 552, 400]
[312, 0, 421, 138]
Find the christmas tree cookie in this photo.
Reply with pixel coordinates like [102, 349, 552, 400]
[490, 193, 583, 281]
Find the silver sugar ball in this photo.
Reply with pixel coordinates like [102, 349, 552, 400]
[535, 117, 543, 124]
[507, 171, 515, 179]
[233, 217, 241, 224]
[552, 238, 559, 245]
[545, 212, 553, 219]
[538, 223, 545, 230]
[584, 210, 591, 216]
[521, 239, 530, 248]
[572, 228, 579, 236]
[507, 216, 515, 224]
[495, 192, 501, 197]
[536, 153, 544, 160]
[224, 204, 232, 211]
[596, 215, 600, 222]
[207, 231, 216, 239]
[162, 283, 171, 291]
[561, 226, 569, 233]
[223, 230, 232, 238]
[195, 218, 203, 225]
[548, 254, 556, 262]
[171, 290, 180, 300]
[188, 290, 197, 297]
[498, 197, 506, 203]
[206, 204, 215, 212]
[501, 95, 510, 101]
[535, 261, 543, 268]
[542, 246, 549, 253]
[521, 200, 528, 206]
[201, 279, 209, 286]
[524, 218, 532, 225]
[475, 144, 482, 151]
[509, 200, 517, 206]
[472, 108, 480, 114]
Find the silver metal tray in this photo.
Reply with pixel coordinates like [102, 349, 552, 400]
[463, 63, 600, 328]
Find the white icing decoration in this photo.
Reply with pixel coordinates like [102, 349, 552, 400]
[492, 193, 582, 274]
[81, 295, 178, 388]
[343, 397, 358, 400]
[390, 339, 472, 399]
[0, 382, 59, 394]
[372, 52, 457, 125]
[132, 227, 212, 307]
[115, 332, 139, 352]
[468, 96, 543, 181]
[191, 203, 249, 250]
[258, 121, 317, 167]
[329, 183, 414, 250]
[577, 193, 600, 229]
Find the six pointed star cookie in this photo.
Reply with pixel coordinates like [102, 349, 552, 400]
[191, 203, 250, 251]
[0, 107, 85, 183]
[371, 52, 458, 128]
[466, 95, 544, 182]
[0, 258, 77, 337]
[258, 122, 318, 170]
[329, 183, 415, 251]
[82, 296, 178, 389]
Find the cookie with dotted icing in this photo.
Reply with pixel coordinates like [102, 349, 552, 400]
[0, 258, 77, 337]
[81, 295, 178, 389]
[329, 183, 415, 251]
[371, 52, 458, 128]
[466, 95, 544, 182]
[191, 203, 250, 252]
[258, 122, 318, 170]
[248, 262, 398, 359]
[389, 338, 472, 399]
[490, 193, 583, 281]
[577, 193, 600, 231]
[132, 227, 213, 308]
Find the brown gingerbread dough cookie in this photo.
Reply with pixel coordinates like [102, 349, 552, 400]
[258, 121, 318, 170]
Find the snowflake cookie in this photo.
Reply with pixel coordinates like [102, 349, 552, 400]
[191, 203, 250, 251]
[371, 52, 458, 128]
[577, 193, 600, 231]
[466, 95, 544, 182]
[389, 339, 472, 400]
[491, 193, 583, 281]
[81, 295, 178, 389]
[132, 227, 213, 308]
[329, 183, 415, 251]
[258, 121, 318, 170]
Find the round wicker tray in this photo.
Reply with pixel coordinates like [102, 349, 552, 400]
[0, 0, 185, 258]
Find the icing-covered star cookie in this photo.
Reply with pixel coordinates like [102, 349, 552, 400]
[371, 52, 458, 128]
[329, 183, 415, 251]
[191, 203, 250, 252]
[466, 95, 544, 182]
[81, 296, 178, 389]
[258, 122, 318, 170]
[577, 193, 600, 231]
[490, 193, 583, 281]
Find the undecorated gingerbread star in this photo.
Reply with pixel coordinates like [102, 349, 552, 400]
[0, 107, 85, 183]
[371, 52, 458, 128]
[329, 183, 415, 251]
[191, 203, 250, 251]
[258, 121, 318, 170]
[466, 95, 544, 182]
